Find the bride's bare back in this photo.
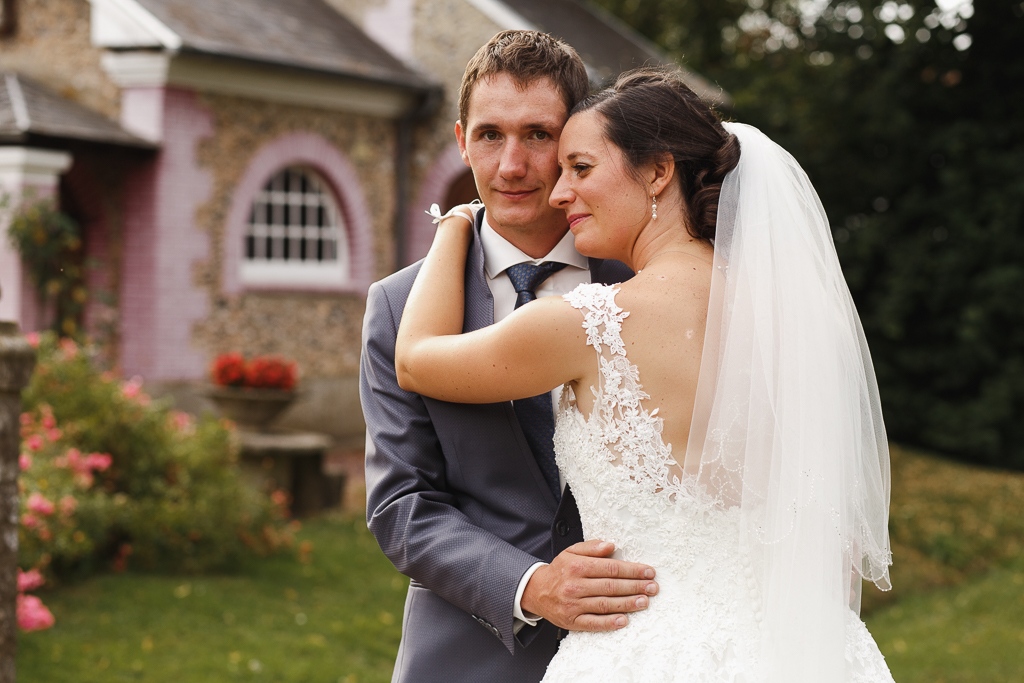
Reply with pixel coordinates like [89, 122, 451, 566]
[568, 248, 714, 462]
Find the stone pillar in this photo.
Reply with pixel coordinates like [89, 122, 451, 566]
[0, 321, 37, 683]
[0, 147, 74, 328]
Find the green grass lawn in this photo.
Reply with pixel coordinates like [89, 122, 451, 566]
[866, 557, 1024, 683]
[17, 445, 1024, 682]
[17, 514, 408, 683]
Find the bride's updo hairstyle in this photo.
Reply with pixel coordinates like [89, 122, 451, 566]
[571, 68, 740, 240]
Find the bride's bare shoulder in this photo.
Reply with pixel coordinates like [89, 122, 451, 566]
[619, 257, 712, 314]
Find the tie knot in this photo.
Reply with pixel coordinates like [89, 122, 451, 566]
[506, 262, 567, 307]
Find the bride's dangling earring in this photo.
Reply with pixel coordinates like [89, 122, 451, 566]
[651, 194, 658, 220]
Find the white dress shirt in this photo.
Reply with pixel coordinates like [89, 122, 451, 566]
[476, 211, 591, 630]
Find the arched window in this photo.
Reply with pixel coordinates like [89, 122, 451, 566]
[241, 167, 349, 286]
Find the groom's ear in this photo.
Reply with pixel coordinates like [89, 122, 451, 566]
[455, 120, 471, 167]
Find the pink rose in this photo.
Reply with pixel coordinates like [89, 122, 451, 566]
[170, 411, 194, 432]
[24, 435, 44, 452]
[17, 594, 55, 631]
[41, 413, 56, 430]
[17, 569, 45, 592]
[27, 493, 55, 516]
[19, 453, 31, 471]
[122, 376, 144, 399]
[58, 337, 78, 358]
[24, 332, 40, 348]
[55, 449, 74, 470]
[271, 490, 289, 508]
[21, 513, 39, 529]
[86, 453, 113, 472]
[60, 495, 78, 517]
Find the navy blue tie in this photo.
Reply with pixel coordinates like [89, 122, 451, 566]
[506, 261, 567, 501]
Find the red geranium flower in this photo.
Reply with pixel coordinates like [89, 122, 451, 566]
[211, 352, 247, 387]
[211, 353, 298, 390]
[244, 356, 297, 391]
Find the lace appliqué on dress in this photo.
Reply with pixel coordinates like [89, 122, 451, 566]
[560, 282, 704, 506]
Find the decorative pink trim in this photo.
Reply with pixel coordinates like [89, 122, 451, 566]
[405, 142, 470, 265]
[223, 132, 374, 295]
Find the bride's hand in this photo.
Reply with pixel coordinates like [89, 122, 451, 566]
[396, 203, 480, 382]
[427, 202, 480, 232]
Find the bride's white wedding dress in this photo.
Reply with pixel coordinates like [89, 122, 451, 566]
[541, 283, 895, 683]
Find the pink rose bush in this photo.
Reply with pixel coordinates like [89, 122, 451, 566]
[17, 595, 55, 632]
[16, 570, 54, 632]
[17, 333, 295, 631]
[18, 407, 108, 582]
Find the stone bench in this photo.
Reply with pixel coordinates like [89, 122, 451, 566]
[236, 430, 344, 517]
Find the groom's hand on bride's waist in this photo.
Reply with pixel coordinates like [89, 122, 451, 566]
[521, 540, 658, 632]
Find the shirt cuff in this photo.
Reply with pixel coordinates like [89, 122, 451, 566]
[513, 561, 547, 628]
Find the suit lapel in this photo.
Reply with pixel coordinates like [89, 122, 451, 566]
[464, 210, 495, 333]
[461, 210, 557, 506]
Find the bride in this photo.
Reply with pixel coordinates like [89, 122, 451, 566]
[395, 67, 895, 682]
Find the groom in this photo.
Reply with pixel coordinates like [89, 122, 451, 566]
[360, 31, 656, 682]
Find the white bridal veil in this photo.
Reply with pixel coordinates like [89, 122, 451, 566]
[683, 123, 893, 680]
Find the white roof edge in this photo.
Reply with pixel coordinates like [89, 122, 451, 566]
[88, 0, 183, 50]
[101, 51, 418, 118]
[464, 0, 536, 30]
[4, 74, 31, 131]
[464, 1, 611, 83]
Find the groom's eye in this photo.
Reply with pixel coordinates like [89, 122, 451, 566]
[481, 131, 500, 141]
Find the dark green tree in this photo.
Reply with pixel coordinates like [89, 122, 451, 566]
[592, 0, 749, 72]
[593, 0, 1024, 468]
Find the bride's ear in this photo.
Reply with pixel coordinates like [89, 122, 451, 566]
[646, 154, 675, 197]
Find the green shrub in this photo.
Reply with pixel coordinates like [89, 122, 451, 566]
[19, 333, 293, 578]
[4, 198, 86, 338]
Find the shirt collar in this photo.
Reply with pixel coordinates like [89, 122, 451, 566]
[480, 211, 589, 280]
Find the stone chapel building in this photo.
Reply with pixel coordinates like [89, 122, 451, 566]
[0, 0, 722, 447]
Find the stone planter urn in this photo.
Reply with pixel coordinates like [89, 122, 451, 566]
[204, 385, 298, 431]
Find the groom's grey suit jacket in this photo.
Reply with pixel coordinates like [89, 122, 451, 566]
[360, 210, 632, 683]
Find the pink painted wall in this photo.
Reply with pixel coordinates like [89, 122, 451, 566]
[119, 87, 212, 381]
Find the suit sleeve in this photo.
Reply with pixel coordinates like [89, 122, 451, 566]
[360, 280, 544, 653]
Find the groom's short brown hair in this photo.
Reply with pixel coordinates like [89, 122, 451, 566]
[458, 30, 590, 126]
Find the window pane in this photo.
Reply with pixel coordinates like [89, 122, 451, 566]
[245, 167, 347, 276]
